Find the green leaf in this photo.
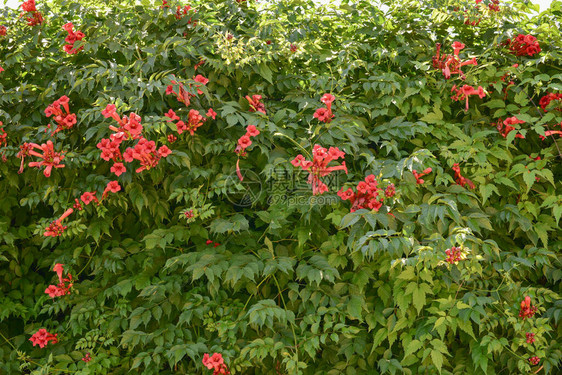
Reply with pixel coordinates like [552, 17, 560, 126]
[371, 328, 387, 353]
[537, 169, 554, 186]
[347, 295, 363, 320]
[522, 170, 536, 193]
[403, 86, 420, 99]
[412, 285, 426, 314]
[398, 266, 415, 280]
[434, 317, 446, 330]
[404, 339, 423, 358]
[420, 106, 443, 123]
[430, 350, 443, 373]
[485, 99, 506, 109]
[210, 214, 249, 234]
[340, 213, 360, 228]
[553, 205, 562, 226]
[479, 184, 499, 205]
[514, 90, 528, 106]
[458, 319, 476, 339]
[258, 63, 273, 83]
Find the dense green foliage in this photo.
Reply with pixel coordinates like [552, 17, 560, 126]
[1, 0, 562, 373]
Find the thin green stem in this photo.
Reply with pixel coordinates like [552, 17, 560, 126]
[0, 330, 16, 351]
[273, 132, 311, 159]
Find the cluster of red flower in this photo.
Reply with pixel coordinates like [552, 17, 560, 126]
[166, 79, 192, 107]
[193, 75, 209, 94]
[488, 0, 500, 12]
[207, 108, 217, 120]
[184, 209, 194, 219]
[45, 96, 77, 135]
[476, 0, 500, 11]
[451, 84, 486, 111]
[452, 163, 475, 189]
[96, 136, 122, 162]
[539, 92, 562, 111]
[44, 263, 73, 298]
[385, 183, 395, 198]
[202, 353, 229, 375]
[174, 108, 213, 135]
[338, 174, 390, 213]
[526, 332, 535, 344]
[24, 141, 66, 177]
[79, 185, 119, 207]
[462, 10, 480, 27]
[99, 105, 171, 174]
[13, 99, 72, 176]
[412, 168, 432, 184]
[21, 0, 44, 26]
[232, 95, 264, 179]
[291, 145, 347, 195]
[494, 116, 525, 139]
[62, 22, 85, 54]
[166, 108, 206, 136]
[45, 181, 120, 237]
[235, 125, 261, 180]
[126, 138, 171, 174]
[235, 125, 260, 156]
[503, 34, 541, 57]
[519, 296, 537, 319]
[164, 74, 215, 138]
[461, 0, 500, 26]
[29, 328, 58, 348]
[102, 104, 143, 139]
[432, 42, 478, 80]
[206, 239, 220, 248]
[0, 25, 6, 36]
[175, 5, 197, 24]
[44, 208, 73, 237]
[245, 95, 266, 114]
[82, 352, 92, 362]
[79, 191, 98, 207]
[313, 93, 335, 123]
[528, 356, 540, 365]
[166, 74, 208, 105]
[0, 122, 6, 148]
[445, 246, 463, 264]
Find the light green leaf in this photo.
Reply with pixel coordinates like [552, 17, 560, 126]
[404, 339, 423, 358]
[398, 266, 416, 280]
[412, 285, 426, 314]
[522, 170, 536, 193]
[431, 350, 443, 373]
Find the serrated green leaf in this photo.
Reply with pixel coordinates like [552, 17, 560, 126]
[431, 350, 443, 373]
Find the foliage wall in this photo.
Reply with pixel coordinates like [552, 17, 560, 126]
[1, 0, 561, 374]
